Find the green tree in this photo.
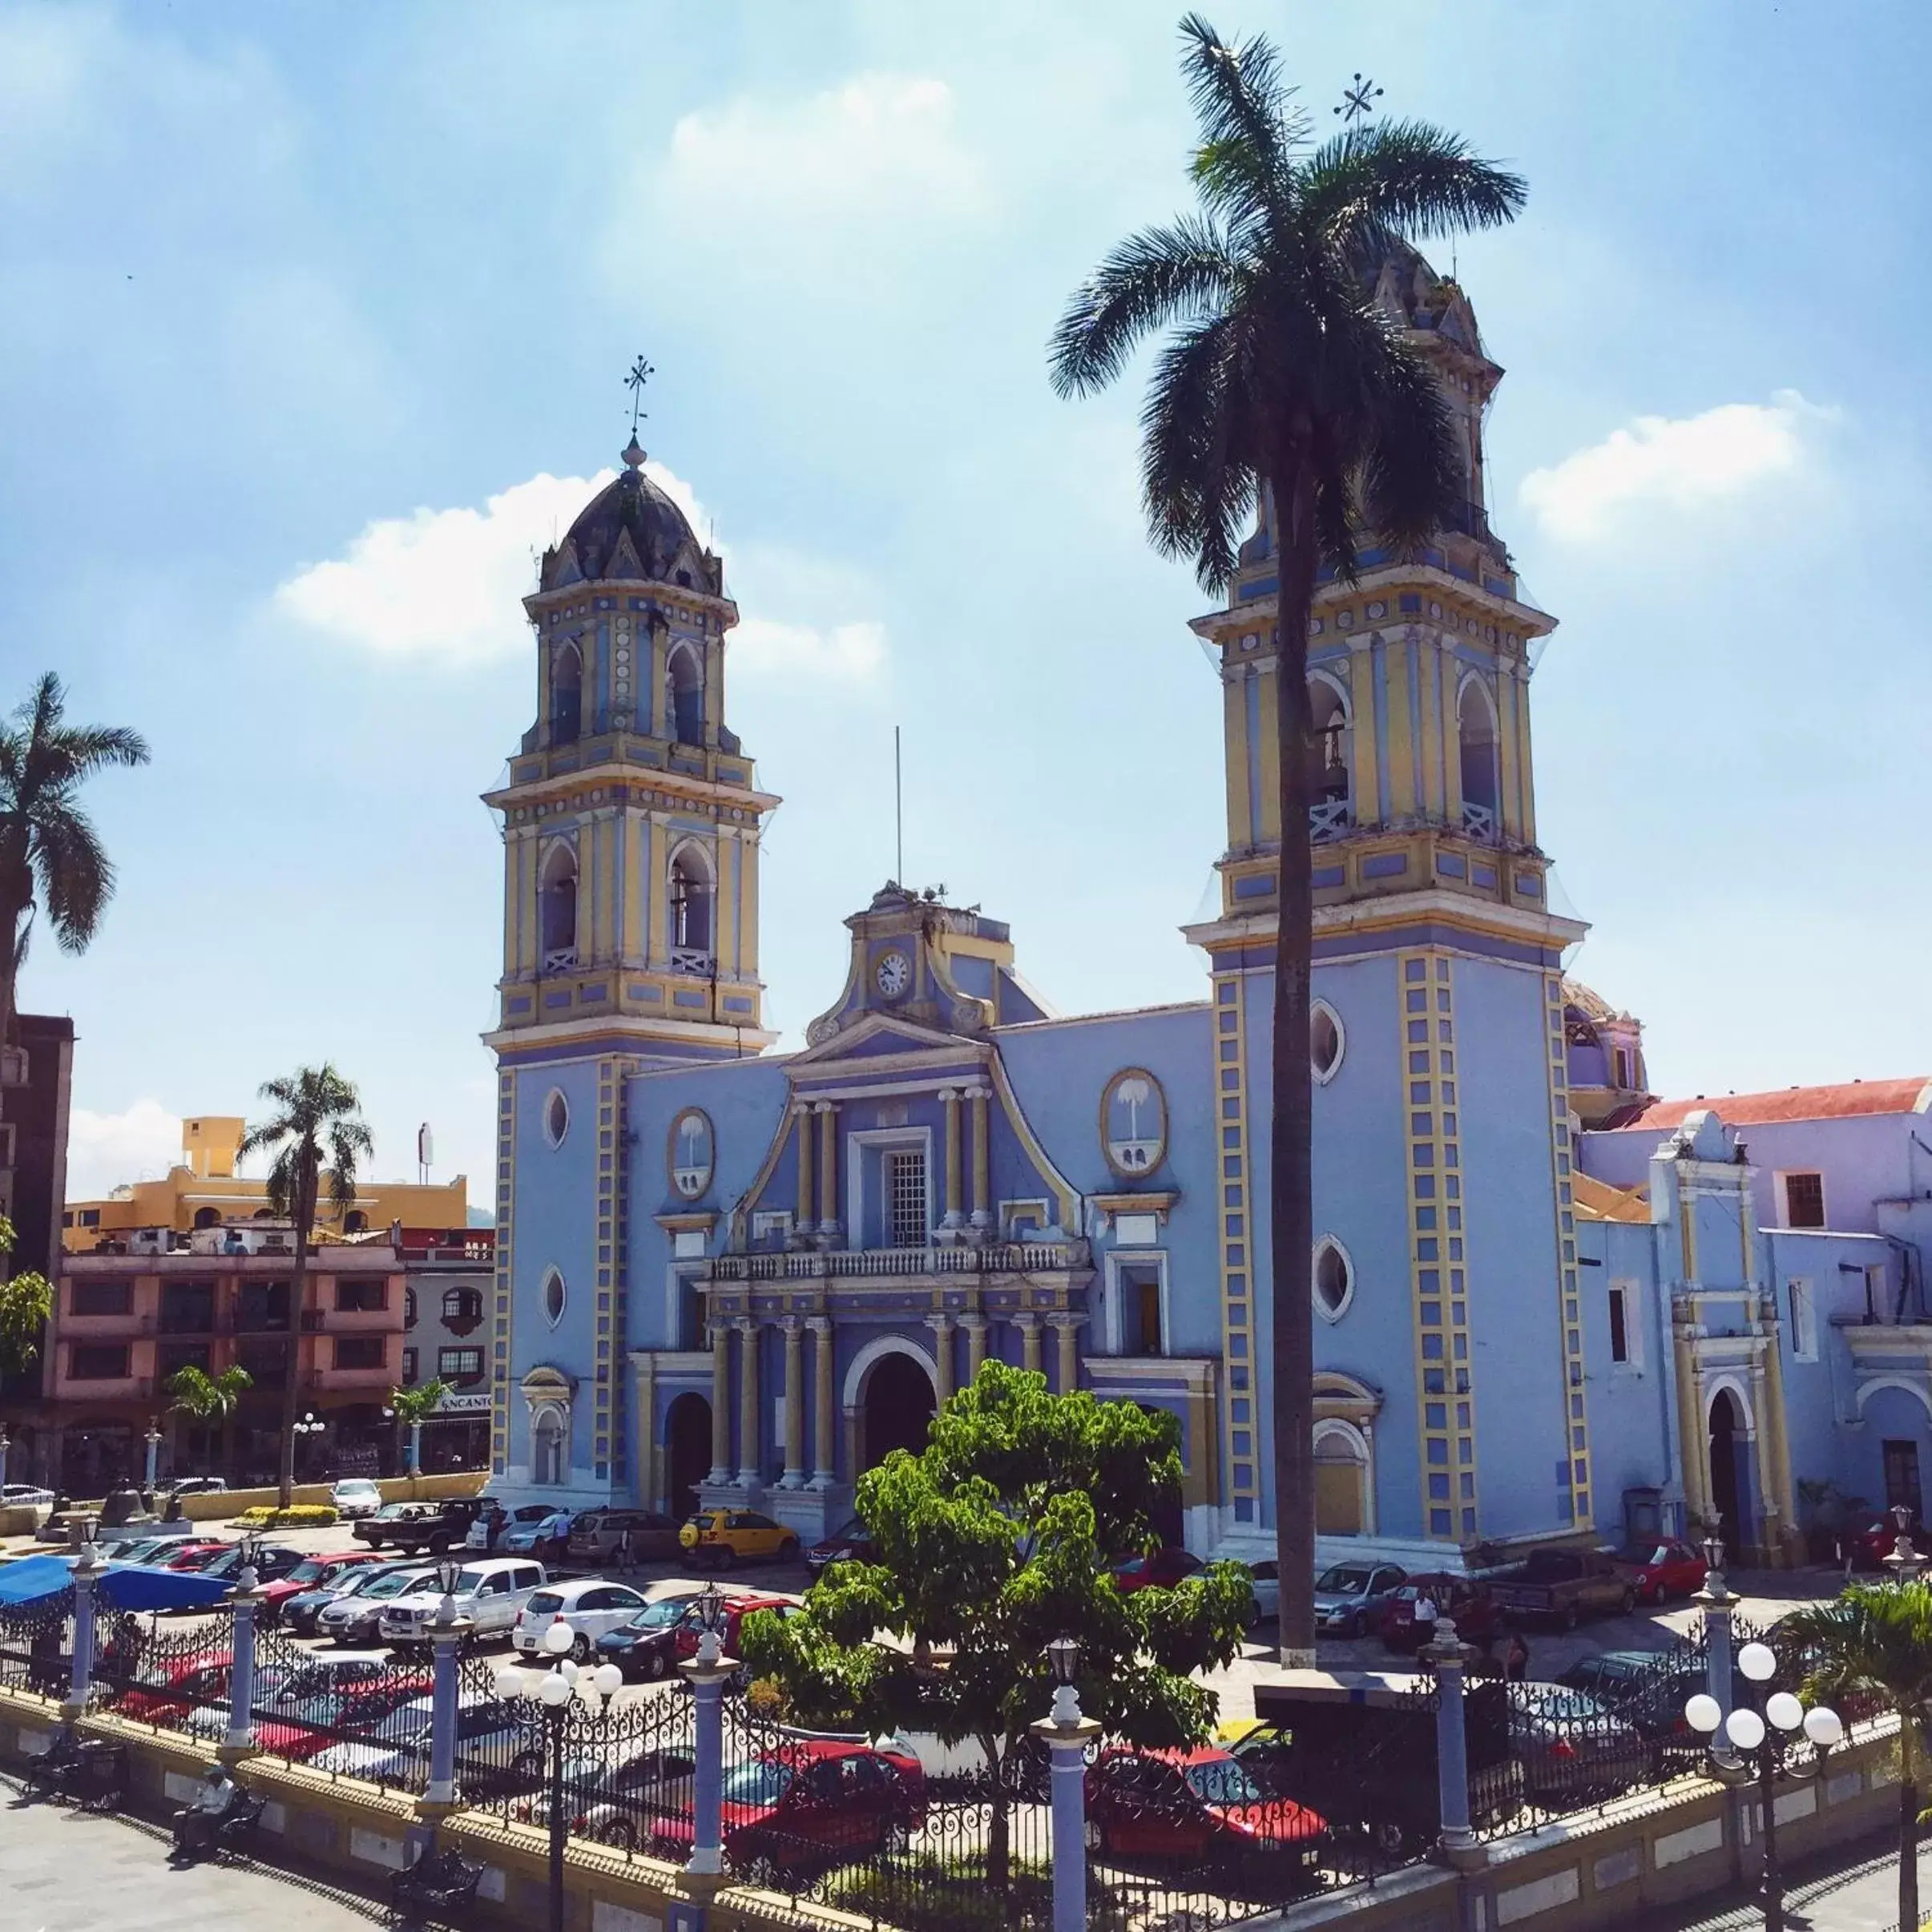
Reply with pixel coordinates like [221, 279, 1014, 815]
[1048, 16, 1524, 1660]
[0, 1211, 53, 1376]
[237, 1066, 373, 1507]
[742, 1360, 1252, 1893]
[166, 1362, 254, 1482]
[0, 672, 150, 1057]
[387, 1377, 450, 1477]
[1785, 1580, 1932, 1932]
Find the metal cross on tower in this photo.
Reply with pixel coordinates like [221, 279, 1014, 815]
[1335, 72, 1383, 125]
[625, 354, 655, 437]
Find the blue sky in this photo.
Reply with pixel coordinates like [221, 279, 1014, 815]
[4, 1, 1928, 1204]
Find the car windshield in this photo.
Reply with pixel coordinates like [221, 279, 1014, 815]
[286, 1559, 332, 1585]
[527, 1591, 564, 1615]
[827, 1519, 863, 1542]
[1317, 1566, 1377, 1594]
[625, 1599, 692, 1632]
[1186, 1759, 1264, 1807]
[364, 1571, 433, 1600]
[337, 1481, 380, 1497]
[722, 1760, 794, 1806]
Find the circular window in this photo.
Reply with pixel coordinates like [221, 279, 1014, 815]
[1311, 1000, 1345, 1084]
[668, 1108, 716, 1200]
[544, 1090, 569, 1148]
[542, 1268, 567, 1328]
[1099, 1067, 1168, 1179]
[1313, 1237, 1354, 1322]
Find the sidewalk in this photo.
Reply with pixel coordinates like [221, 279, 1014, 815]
[1656, 1828, 1931, 1932]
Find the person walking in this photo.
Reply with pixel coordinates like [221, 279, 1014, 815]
[1413, 1584, 1438, 1646]
[614, 1523, 635, 1575]
[1505, 1628, 1531, 1683]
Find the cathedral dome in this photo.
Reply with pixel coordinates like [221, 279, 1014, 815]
[540, 438, 719, 594]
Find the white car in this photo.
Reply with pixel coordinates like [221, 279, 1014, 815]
[318, 1563, 441, 1644]
[379, 1559, 547, 1646]
[308, 1695, 540, 1793]
[513, 1579, 653, 1659]
[0, 1483, 55, 1508]
[331, 1478, 384, 1521]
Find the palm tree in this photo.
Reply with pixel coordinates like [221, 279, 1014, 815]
[238, 1066, 373, 1507]
[166, 1363, 253, 1482]
[1050, 17, 1524, 1663]
[387, 1377, 450, 1480]
[1785, 1580, 1932, 1931]
[0, 672, 150, 1056]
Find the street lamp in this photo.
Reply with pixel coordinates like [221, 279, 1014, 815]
[143, 1418, 163, 1497]
[1684, 1640, 1841, 1932]
[1885, 1504, 1924, 1585]
[495, 1619, 621, 1932]
[434, 1555, 464, 1626]
[292, 1410, 325, 1482]
[692, 1579, 727, 1667]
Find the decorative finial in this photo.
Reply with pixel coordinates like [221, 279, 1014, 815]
[622, 434, 646, 471]
[1335, 72, 1383, 126]
[625, 353, 655, 442]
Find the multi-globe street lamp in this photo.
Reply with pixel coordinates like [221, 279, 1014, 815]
[292, 1410, 325, 1481]
[1684, 1640, 1842, 1932]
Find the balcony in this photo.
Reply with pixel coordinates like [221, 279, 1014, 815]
[709, 1239, 1089, 1284]
[542, 946, 579, 973]
[669, 948, 714, 978]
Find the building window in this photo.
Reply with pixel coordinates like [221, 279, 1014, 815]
[334, 1337, 385, 1370]
[404, 1287, 417, 1328]
[668, 848, 713, 964]
[334, 1279, 386, 1313]
[1607, 1281, 1644, 1367]
[544, 1089, 570, 1147]
[438, 1347, 485, 1385]
[343, 1209, 368, 1234]
[1120, 1260, 1164, 1355]
[1885, 1439, 1923, 1520]
[667, 642, 704, 744]
[1780, 1172, 1826, 1229]
[542, 1268, 567, 1328]
[442, 1286, 484, 1325]
[887, 1149, 929, 1248]
[401, 1348, 419, 1386]
[79, 1208, 101, 1228]
[70, 1344, 131, 1381]
[1787, 1278, 1818, 1362]
[540, 845, 579, 970]
[551, 639, 583, 744]
[1310, 999, 1345, 1084]
[1312, 1236, 1354, 1322]
[159, 1341, 212, 1378]
[1612, 1046, 1632, 1089]
[70, 1280, 131, 1317]
[752, 1210, 793, 1248]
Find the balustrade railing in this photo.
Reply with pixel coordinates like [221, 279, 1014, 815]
[1461, 800, 1497, 840]
[1309, 797, 1352, 841]
[542, 946, 579, 973]
[669, 948, 715, 978]
[708, 1239, 1087, 1282]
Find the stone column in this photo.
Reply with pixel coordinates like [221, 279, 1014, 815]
[1016, 1313, 1042, 1376]
[1422, 1622, 1482, 1867]
[780, 1318, 805, 1487]
[842, 1405, 860, 1482]
[708, 1321, 731, 1484]
[222, 1575, 264, 1757]
[736, 1318, 761, 1488]
[680, 1650, 735, 1878]
[794, 1103, 814, 1233]
[969, 1087, 992, 1236]
[816, 1101, 840, 1239]
[1031, 1692, 1103, 1932]
[425, 1609, 472, 1805]
[1051, 1315, 1081, 1394]
[930, 1313, 955, 1406]
[939, 1088, 964, 1236]
[962, 1313, 988, 1385]
[63, 1542, 103, 1723]
[809, 1317, 836, 1486]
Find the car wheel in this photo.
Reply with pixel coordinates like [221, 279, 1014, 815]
[644, 1649, 667, 1682]
[1372, 1819, 1406, 1859]
[604, 1818, 636, 1851]
[1619, 1588, 1637, 1616]
[570, 1633, 593, 1664]
[713, 1547, 736, 1571]
[1562, 1603, 1580, 1632]
[744, 1854, 783, 1890]
[777, 1536, 799, 1561]
[1351, 1611, 1369, 1640]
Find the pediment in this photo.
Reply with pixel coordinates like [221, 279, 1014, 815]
[789, 1008, 983, 1069]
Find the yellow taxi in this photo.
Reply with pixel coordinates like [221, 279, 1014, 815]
[678, 1508, 801, 1568]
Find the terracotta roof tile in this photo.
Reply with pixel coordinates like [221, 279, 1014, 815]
[1622, 1078, 1932, 1132]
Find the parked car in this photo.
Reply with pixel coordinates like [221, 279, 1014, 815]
[330, 1478, 384, 1521]
[509, 1744, 696, 1849]
[181, 1651, 401, 1746]
[165, 1476, 228, 1498]
[360, 1498, 485, 1556]
[805, 1517, 878, 1580]
[259, 1551, 387, 1627]
[1487, 1549, 1636, 1630]
[309, 1695, 542, 1793]
[566, 1510, 682, 1567]
[114, 1648, 234, 1724]
[679, 1509, 800, 1568]
[280, 1558, 412, 1636]
[595, 1591, 707, 1683]
[194, 1543, 307, 1587]
[158, 1540, 232, 1571]
[253, 1674, 434, 1763]
[1378, 1574, 1501, 1653]
[100, 1534, 190, 1565]
[1084, 1744, 1329, 1885]
[651, 1740, 925, 1879]
[1611, 1540, 1708, 1606]
[672, 1593, 802, 1685]
[514, 1579, 654, 1660]
[380, 1559, 547, 1648]
[353, 1502, 439, 1549]
[1844, 1511, 1920, 1572]
[317, 1563, 441, 1644]
[1311, 1561, 1408, 1638]
[466, 1503, 556, 1552]
[1555, 1650, 1724, 1771]
[1111, 1548, 1204, 1595]
[1508, 1683, 1644, 1805]
[0, 1483, 55, 1507]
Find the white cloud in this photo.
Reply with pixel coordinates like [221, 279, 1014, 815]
[273, 468, 888, 688]
[659, 73, 986, 233]
[1519, 391, 1835, 542]
[67, 1099, 182, 1201]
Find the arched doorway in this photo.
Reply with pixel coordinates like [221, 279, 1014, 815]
[1708, 1388, 1746, 1562]
[861, 1352, 937, 1471]
[1313, 1421, 1369, 1536]
[664, 1392, 712, 1521]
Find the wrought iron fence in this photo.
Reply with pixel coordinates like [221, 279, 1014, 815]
[95, 1614, 234, 1737]
[0, 1599, 71, 1697]
[242, 1625, 442, 1780]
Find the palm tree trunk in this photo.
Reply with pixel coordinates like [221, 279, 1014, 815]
[278, 1172, 317, 1509]
[1270, 457, 1321, 1667]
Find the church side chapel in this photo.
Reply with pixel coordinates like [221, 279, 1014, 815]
[481, 260, 1932, 1575]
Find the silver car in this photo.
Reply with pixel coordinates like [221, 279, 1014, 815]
[1312, 1561, 1409, 1638]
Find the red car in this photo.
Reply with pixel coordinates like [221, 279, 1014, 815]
[1377, 1574, 1500, 1653]
[1085, 1745, 1329, 1884]
[1845, 1513, 1922, 1572]
[258, 1551, 386, 1627]
[1111, 1548, 1204, 1594]
[672, 1594, 801, 1668]
[1613, 1539, 1708, 1605]
[253, 1676, 432, 1761]
[158, 1541, 230, 1571]
[654, 1739, 925, 1878]
[114, 1649, 232, 1724]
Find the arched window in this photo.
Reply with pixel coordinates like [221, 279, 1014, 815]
[666, 643, 704, 745]
[442, 1286, 483, 1325]
[551, 641, 583, 744]
[1313, 1236, 1355, 1322]
[1307, 676, 1352, 840]
[1458, 679, 1500, 838]
[668, 847, 713, 969]
[405, 1287, 417, 1326]
[542, 1268, 567, 1328]
[544, 1089, 569, 1148]
[540, 844, 578, 970]
[1310, 998, 1345, 1084]
[533, 1408, 567, 1486]
[192, 1206, 220, 1231]
[343, 1209, 367, 1234]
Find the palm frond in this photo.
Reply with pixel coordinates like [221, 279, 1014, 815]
[32, 804, 112, 951]
[1048, 219, 1236, 397]
[1353, 331, 1463, 550]
[1304, 119, 1527, 249]
[1177, 14, 1305, 179]
[1140, 309, 1257, 591]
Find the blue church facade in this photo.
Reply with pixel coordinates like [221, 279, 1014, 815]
[482, 252, 1919, 1577]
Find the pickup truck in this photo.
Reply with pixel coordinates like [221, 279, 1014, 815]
[353, 1498, 483, 1555]
[1486, 1548, 1636, 1629]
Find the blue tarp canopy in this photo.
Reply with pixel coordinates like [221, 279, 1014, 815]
[0, 1554, 232, 1611]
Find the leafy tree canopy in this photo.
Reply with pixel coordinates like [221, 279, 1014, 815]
[0, 1211, 51, 1373]
[743, 1360, 1251, 1761]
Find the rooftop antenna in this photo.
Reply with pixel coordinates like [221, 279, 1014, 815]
[624, 353, 655, 441]
[1335, 72, 1383, 128]
[893, 725, 904, 886]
